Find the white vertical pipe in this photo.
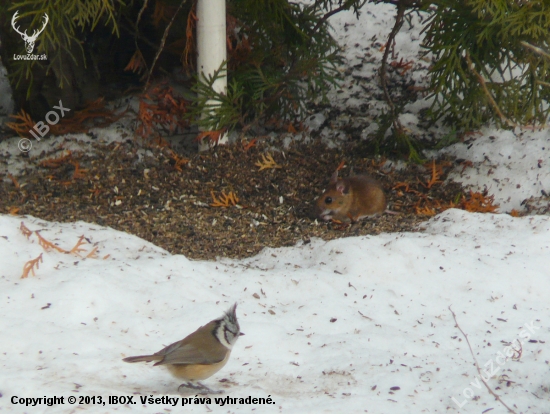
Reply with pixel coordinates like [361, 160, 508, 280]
[197, 0, 228, 151]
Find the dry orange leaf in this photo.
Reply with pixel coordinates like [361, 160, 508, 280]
[8, 174, 20, 189]
[196, 129, 226, 145]
[21, 253, 43, 279]
[211, 191, 239, 207]
[460, 191, 499, 213]
[69, 236, 89, 256]
[390, 58, 414, 76]
[152, 0, 170, 25]
[6, 109, 35, 137]
[49, 98, 123, 136]
[255, 153, 282, 171]
[86, 246, 99, 259]
[336, 160, 346, 171]
[183, 5, 197, 68]
[7, 99, 120, 138]
[20, 222, 33, 239]
[242, 139, 257, 151]
[124, 50, 147, 74]
[36, 231, 67, 253]
[72, 161, 87, 180]
[167, 149, 189, 172]
[415, 205, 437, 216]
[136, 86, 190, 139]
[40, 151, 72, 168]
[419, 160, 442, 189]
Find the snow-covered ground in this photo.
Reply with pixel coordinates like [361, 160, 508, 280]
[441, 128, 550, 213]
[1, 2, 549, 413]
[1, 209, 549, 413]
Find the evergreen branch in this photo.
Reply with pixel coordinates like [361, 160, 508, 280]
[520, 41, 550, 61]
[373, 0, 423, 6]
[379, 0, 407, 130]
[133, 0, 151, 76]
[136, 0, 150, 28]
[464, 53, 517, 129]
[424, 1, 550, 129]
[145, 0, 188, 90]
[311, 0, 367, 34]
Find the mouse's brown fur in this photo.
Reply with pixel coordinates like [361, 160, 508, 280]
[315, 171, 386, 222]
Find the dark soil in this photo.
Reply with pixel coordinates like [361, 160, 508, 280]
[0, 136, 465, 260]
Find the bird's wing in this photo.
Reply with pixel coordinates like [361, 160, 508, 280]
[154, 340, 183, 357]
[154, 342, 226, 366]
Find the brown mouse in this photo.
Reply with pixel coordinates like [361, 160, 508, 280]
[315, 171, 386, 222]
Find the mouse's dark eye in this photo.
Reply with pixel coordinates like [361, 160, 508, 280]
[324, 197, 332, 204]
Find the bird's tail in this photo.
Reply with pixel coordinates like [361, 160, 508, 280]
[123, 354, 162, 363]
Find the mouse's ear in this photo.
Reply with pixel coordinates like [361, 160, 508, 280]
[336, 181, 346, 194]
[330, 170, 339, 184]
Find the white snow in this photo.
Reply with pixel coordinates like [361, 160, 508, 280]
[1, 2, 550, 413]
[1, 210, 549, 413]
[441, 128, 550, 213]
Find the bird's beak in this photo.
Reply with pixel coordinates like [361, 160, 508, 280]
[239, 332, 245, 336]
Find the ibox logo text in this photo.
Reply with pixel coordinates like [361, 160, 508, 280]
[11, 10, 48, 60]
[18, 100, 70, 152]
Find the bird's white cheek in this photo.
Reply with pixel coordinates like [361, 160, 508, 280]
[216, 326, 233, 349]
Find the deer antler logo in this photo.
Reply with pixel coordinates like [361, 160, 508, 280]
[11, 11, 49, 54]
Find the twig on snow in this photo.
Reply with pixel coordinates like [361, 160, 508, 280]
[448, 305, 517, 414]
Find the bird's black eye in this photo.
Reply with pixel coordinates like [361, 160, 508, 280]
[325, 197, 332, 204]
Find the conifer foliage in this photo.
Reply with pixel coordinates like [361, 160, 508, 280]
[2, 0, 550, 138]
[422, 0, 550, 129]
[189, 0, 367, 132]
[7, 0, 122, 89]
[0, 0, 125, 119]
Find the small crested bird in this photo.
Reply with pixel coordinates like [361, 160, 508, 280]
[123, 303, 242, 394]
